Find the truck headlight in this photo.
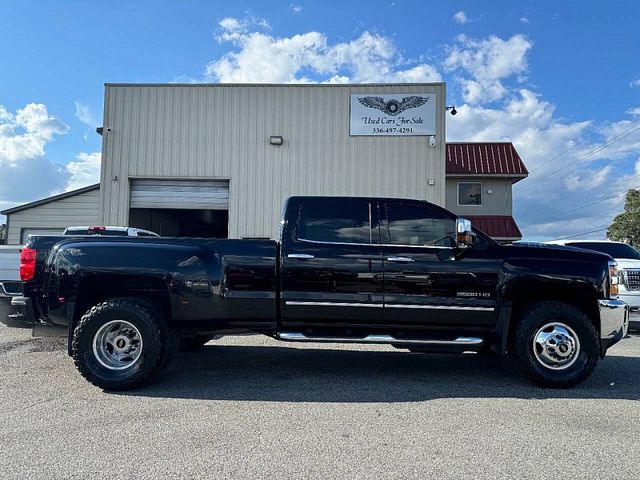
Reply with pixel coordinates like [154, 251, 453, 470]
[609, 260, 619, 297]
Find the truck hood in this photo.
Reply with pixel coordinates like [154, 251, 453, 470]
[504, 242, 612, 263]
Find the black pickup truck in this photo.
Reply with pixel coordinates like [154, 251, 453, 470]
[18, 196, 628, 390]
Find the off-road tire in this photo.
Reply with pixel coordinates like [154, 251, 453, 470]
[510, 301, 600, 388]
[72, 297, 174, 391]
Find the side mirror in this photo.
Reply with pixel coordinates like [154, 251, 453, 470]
[456, 218, 475, 249]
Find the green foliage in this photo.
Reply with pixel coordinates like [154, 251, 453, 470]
[608, 189, 640, 247]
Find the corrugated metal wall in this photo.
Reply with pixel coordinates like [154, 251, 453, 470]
[100, 84, 446, 239]
[7, 189, 100, 244]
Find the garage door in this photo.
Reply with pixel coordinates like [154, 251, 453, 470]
[130, 179, 229, 210]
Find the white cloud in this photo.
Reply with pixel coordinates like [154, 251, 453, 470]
[64, 152, 101, 191]
[290, 4, 302, 14]
[0, 103, 69, 167]
[629, 78, 640, 88]
[447, 89, 640, 240]
[520, 16, 530, 24]
[452, 11, 469, 24]
[206, 19, 442, 84]
[0, 103, 101, 219]
[444, 34, 533, 103]
[74, 101, 97, 127]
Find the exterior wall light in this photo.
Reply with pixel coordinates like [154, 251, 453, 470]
[269, 136, 284, 145]
[428, 135, 436, 147]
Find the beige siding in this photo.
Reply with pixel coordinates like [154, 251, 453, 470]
[7, 189, 100, 244]
[100, 84, 446, 239]
[445, 177, 514, 216]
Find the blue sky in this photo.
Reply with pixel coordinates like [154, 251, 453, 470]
[1, 0, 639, 240]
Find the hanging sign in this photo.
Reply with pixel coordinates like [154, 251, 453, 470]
[350, 93, 436, 136]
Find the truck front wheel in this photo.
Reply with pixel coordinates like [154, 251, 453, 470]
[72, 297, 171, 391]
[511, 302, 600, 388]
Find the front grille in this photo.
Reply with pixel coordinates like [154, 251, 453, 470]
[623, 269, 640, 291]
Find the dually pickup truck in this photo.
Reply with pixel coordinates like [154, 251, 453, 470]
[18, 196, 628, 390]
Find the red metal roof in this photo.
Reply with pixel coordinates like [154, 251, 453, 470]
[446, 143, 528, 176]
[468, 215, 522, 240]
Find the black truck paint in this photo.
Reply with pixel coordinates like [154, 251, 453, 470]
[20, 196, 628, 389]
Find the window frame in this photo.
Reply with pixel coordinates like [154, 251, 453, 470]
[457, 181, 483, 207]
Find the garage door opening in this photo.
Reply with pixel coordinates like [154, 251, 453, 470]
[128, 179, 229, 238]
[129, 208, 228, 238]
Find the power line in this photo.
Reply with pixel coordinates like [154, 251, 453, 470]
[526, 105, 640, 175]
[519, 181, 640, 228]
[515, 123, 640, 192]
[554, 226, 609, 241]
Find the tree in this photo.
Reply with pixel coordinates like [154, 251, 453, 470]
[608, 189, 640, 247]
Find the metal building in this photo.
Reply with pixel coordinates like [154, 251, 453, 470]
[99, 83, 446, 239]
[2, 184, 100, 244]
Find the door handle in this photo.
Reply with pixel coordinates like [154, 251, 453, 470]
[288, 253, 315, 259]
[386, 256, 415, 263]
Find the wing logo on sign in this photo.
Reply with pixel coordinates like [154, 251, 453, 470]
[357, 96, 429, 116]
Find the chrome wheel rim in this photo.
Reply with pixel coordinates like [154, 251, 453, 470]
[93, 320, 143, 371]
[532, 322, 580, 370]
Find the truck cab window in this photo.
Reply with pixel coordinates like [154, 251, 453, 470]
[298, 201, 372, 244]
[386, 202, 455, 247]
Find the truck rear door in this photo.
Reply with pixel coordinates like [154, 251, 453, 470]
[280, 198, 384, 328]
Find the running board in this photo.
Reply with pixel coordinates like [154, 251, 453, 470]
[276, 332, 483, 346]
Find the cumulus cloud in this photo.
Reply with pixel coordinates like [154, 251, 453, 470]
[452, 11, 469, 24]
[290, 4, 302, 14]
[0, 103, 101, 218]
[206, 18, 442, 84]
[630, 78, 640, 88]
[64, 152, 101, 191]
[0, 103, 69, 167]
[444, 34, 532, 103]
[520, 16, 530, 24]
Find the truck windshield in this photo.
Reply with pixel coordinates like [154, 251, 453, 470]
[567, 242, 640, 259]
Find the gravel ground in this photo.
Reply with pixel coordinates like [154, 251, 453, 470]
[0, 323, 638, 480]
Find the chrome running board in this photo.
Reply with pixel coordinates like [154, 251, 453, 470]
[276, 332, 483, 346]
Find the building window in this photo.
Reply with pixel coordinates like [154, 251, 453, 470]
[458, 182, 482, 206]
[298, 200, 372, 244]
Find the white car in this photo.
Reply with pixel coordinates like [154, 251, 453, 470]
[547, 240, 640, 329]
[63, 226, 159, 237]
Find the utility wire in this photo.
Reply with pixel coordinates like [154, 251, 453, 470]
[526, 105, 640, 175]
[519, 180, 640, 228]
[553, 226, 609, 241]
[515, 123, 640, 192]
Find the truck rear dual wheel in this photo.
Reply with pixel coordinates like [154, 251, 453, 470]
[72, 297, 176, 391]
[511, 302, 600, 388]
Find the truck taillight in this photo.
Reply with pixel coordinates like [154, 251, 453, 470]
[20, 248, 37, 281]
[609, 260, 619, 297]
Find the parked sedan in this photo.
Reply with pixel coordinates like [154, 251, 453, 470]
[547, 240, 640, 330]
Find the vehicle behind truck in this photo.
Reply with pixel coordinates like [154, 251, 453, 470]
[18, 196, 628, 390]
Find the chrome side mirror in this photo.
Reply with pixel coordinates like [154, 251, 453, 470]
[456, 218, 475, 249]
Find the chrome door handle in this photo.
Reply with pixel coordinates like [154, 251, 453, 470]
[287, 253, 315, 259]
[386, 256, 415, 263]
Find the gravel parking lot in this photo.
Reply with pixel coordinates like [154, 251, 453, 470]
[1, 324, 638, 480]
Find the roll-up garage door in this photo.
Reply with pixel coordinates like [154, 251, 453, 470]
[130, 179, 229, 210]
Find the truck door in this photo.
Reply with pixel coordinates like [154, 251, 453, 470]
[281, 198, 384, 328]
[380, 200, 499, 327]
